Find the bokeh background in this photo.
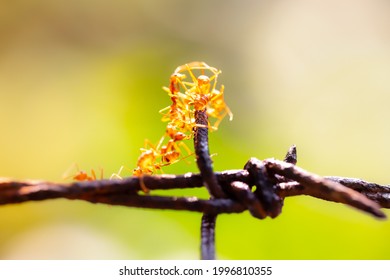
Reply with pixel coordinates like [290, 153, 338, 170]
[1, 0, 390, 259]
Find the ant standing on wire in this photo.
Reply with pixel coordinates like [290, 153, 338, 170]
[66, 164, 103, 181]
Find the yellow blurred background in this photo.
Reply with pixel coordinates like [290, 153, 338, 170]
[1, 0, 390, 259]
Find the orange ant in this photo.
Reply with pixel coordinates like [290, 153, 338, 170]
[183, 62, 233, 127]
[132, 139, 163, 176]
[133, 136, 192, 176]
[73, 169, 98, 181]
[131, 136, 192, 192]
[160, 88, 194, 135]
[65, 164, 103, 181]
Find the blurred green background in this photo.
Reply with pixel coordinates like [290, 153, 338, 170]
[1, 0, 390, 259]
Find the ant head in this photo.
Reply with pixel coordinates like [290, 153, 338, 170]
[197, 75, 211, 95]
[169, 73, 186, 94]
[133, 167, 143, 176]
[170, 73, 186, 81]
[197, 75, 210, 85]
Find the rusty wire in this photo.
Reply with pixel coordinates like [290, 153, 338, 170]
[1, 146, 389, 216]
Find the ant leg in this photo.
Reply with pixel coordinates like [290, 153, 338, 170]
[210, 111, 227, 130]
[184, 64, 199, 85]
[183, 62, 218, 74]
[177, 142, 195, 164]
[138, 175, 150, 193]
[110, 165, 124, 180]
[209, 71, 220, 93]
[155, 135, 166, 151]
[143, 139, 157, 150]
[91, 169, 97, 180]
[178, 141, 193, 157]
[159, 104, 171, 115]
[62, 162, 79, 180]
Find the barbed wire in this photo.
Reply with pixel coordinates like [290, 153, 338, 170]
[1, 149, 388, 217]
[0, 147, 388, 216]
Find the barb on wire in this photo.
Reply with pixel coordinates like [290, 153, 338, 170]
[264, 159, 385, 218]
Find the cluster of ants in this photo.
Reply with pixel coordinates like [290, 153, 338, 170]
[71, 62, 233, 186]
